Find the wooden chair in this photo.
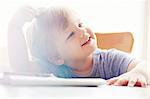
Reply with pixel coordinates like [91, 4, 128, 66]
[95, 32, 134, 53]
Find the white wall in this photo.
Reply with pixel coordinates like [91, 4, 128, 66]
[0, 0, 147, 68]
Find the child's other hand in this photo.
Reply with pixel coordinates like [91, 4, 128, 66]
[107, 71, 148, 87]
[10, 6, 37, 27]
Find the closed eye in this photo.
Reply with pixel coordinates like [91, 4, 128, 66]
[66, 32, 75, 40]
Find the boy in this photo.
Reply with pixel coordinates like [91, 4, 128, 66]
[8, 6, 149, 87]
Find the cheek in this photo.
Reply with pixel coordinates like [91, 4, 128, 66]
[64, 42, 80, 54]
[57, 42, 76, 54]
[67, 42, 80, 52]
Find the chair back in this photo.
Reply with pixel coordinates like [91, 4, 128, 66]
[95, 32, 134, 53]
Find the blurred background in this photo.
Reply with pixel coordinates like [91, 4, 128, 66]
[0, 0, 150, 72]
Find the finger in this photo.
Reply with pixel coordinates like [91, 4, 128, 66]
[128, 77, 138, 87]
[136, 76, 147, 87]
[107, 77, 118, 85]
[22, 6, 36, 14]
[25, 7, 37, 21]
[27, 7, 37, 16]
[113, 78, 128, 86]
[21, 6, 36, 18]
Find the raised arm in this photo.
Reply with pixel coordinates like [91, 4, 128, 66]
[8, 6, 39, 73]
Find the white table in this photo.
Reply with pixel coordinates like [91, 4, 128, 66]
[0, 84, 150, 99]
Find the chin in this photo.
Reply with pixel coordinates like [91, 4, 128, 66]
[85, 45, 97, 56]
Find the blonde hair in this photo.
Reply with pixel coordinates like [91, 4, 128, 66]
[26, 6, 73, 62]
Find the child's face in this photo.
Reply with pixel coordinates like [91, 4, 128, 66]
[54, 11, 97, 66]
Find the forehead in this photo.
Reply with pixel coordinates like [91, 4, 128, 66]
[58, 8, 79, 25]
[52, 8, 72, 30]
[50, 7, 80, 33]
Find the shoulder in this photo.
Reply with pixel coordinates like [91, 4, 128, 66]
[93, 48, 131, 56]
[93, 48, 119, 57]
[92, 48, 134, 62]
[93, 48, 119, 54]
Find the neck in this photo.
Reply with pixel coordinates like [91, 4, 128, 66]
[71, 54, 93, 76]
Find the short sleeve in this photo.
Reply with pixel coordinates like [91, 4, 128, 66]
[92, 49, 134, 79]
[103, 49, 134, 79]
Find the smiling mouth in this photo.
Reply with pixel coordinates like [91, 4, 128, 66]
[81, 37, 91, 46]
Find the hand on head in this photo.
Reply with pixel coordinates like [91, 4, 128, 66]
[10, 6, 37, 27]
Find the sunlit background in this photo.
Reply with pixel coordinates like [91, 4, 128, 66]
[0, 0, 150, 72]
